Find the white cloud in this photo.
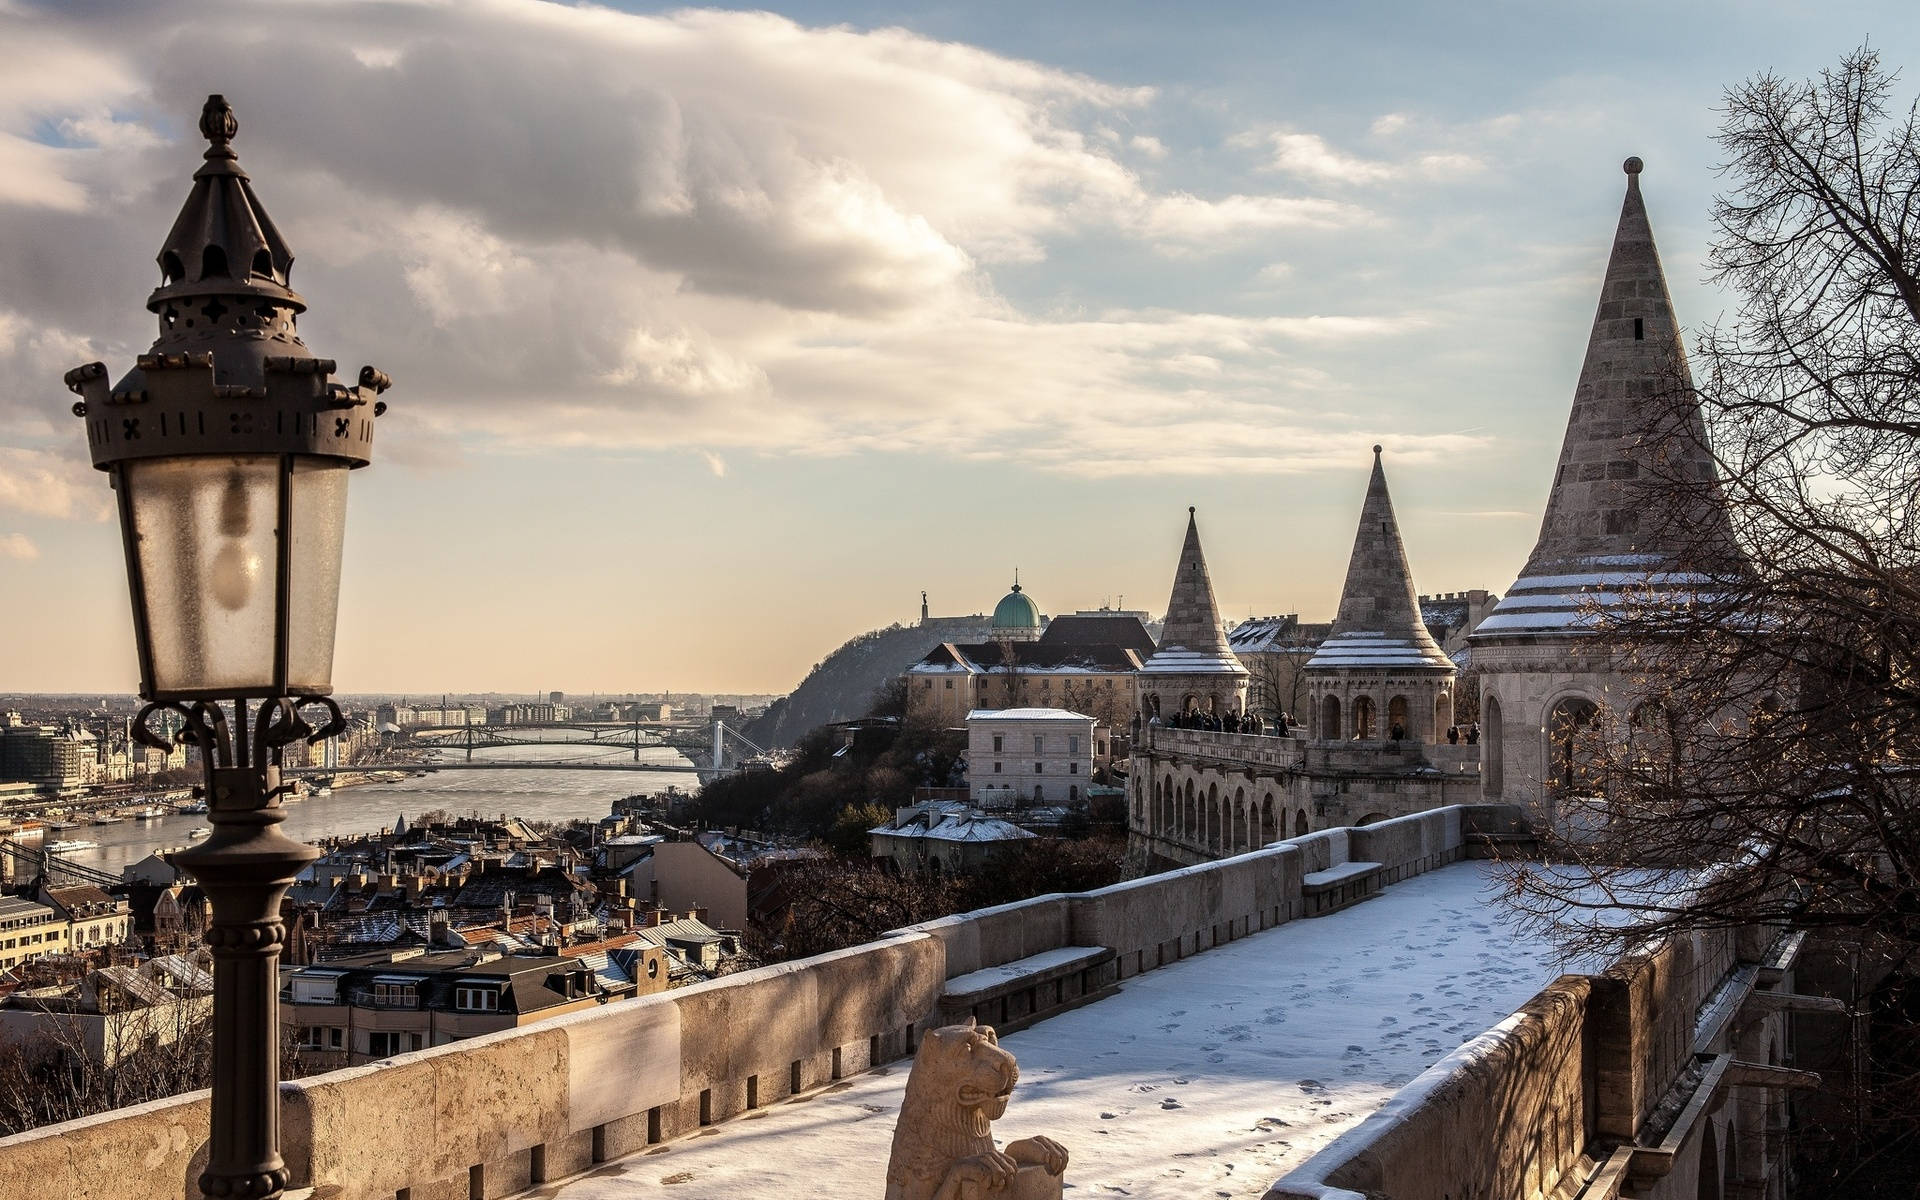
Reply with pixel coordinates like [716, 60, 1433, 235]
[0, 0, 1459, 493]
[0, 447, 108, 521]
[0, 532, 37, 560]
[1258, 130, 1484, 185]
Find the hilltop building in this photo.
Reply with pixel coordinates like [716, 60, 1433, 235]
[1470, 159, 1748, 816]
[905, 576, 1152, 726]
[988, 577, 1043, 642]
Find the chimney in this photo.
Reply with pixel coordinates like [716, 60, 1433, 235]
[428, 909, 450, 948]
[688, 906, 708, 925]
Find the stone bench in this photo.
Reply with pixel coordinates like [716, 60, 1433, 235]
[936, 946, 1119, 1035]
[1301, 861, 1384, 917]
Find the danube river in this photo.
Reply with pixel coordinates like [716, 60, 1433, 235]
[56, 742, 701, 876]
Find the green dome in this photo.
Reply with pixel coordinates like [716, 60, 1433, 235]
[992, 582, 1041, 630]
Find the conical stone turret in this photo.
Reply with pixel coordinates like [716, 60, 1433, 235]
[1307, 447, 1452, 672]
[1138, 508, 1246, 716]
[1157, 508, 1233, 661]
[1476, 157, 1743, 639]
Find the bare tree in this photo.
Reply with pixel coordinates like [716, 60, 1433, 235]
[1498, 48, 1920, 1195]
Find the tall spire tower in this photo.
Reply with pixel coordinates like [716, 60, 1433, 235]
[1138, 508, 1247, 718]
[1476, 156, 1742, 640]
[1471, 159, 1743, 808]
[1306, 448, 1455, 742]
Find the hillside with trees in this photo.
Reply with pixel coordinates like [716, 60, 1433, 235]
[743, 616, 992, 747]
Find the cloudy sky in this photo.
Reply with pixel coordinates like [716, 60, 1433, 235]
[0, 0, 1912, 695]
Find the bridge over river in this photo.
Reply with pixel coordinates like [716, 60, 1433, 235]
[360, 718, 773, 784]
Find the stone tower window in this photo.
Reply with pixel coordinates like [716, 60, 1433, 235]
[1633, 317, 1644, 340]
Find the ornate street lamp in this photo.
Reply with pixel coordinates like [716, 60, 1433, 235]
[64, 95, 391, 1200]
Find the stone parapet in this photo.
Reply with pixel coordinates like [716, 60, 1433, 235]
[1137, 724, 1304, 769]
[1266, 902, 1791, 1200]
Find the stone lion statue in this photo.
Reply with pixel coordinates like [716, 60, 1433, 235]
[884, 1019, 1068, 1200]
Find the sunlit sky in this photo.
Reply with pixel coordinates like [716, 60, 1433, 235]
[0, 1, 1913, 695]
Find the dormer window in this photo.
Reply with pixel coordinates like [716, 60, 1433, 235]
[455, 984, 499, 1012]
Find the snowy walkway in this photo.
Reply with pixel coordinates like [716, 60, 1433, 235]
[545, 862, 1573, 1200]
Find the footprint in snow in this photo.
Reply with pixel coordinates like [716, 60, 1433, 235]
[1160, 1097, 1184, 1110]
[1297, 1079, 1326, 1094]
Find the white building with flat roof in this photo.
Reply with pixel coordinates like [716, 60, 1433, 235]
[963, 708, 1106, 809]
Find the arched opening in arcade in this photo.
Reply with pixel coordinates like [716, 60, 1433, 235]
[1483, 695, 1504, 797]
[1352, 696, 1376, 740]
[1261, 794, 1275, 846]
[1294, 810, 1309, 837]
[1356, 812, 1387, 826]
[1387, 695, 1409, 741]
[1696, 1122, 1721, 1200]
[1548, 696, 1603, 794]
[1232, 788, 1247, 852]
[1434, 690, 1453, 736]
[1319, 694, 1341, 741]
[1628, 700, 1679, 777]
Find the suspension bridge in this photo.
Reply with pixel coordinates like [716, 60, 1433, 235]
[0, 837, 125, 891]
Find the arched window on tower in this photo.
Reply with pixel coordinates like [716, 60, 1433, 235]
[1320, 694, 1341, 741]
[1387, 695, 1409, 741]
[1352, 696, 1376, 741]
[1628, 700, 1679, 783]
[1548, 697, 1604, 795]
[1434, 691, 1453, 738]
[1483, 695, 1504, 798]
[1294, 810, 1309, 837]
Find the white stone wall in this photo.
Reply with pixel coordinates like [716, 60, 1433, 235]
[965, 712, 1099, 805]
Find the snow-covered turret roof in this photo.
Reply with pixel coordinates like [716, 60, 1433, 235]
[1141, 508, 1246, 678]
[1307, 448, 1453, 673]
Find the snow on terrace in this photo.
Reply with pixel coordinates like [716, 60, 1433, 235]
[553, 861, 1576, 1200]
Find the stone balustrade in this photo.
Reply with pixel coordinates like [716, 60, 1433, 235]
[1136, 723, 1306, 768]
[0, 804, 1531, 1200]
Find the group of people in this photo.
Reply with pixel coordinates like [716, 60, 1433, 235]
[1445, 724, 1482, 745]
[1137, 706, 1290, 737]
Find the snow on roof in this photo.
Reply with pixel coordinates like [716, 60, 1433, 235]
[538, 862, 1573, 1199]
[1305, 631, 1455, 671]
[964, 708, 1096, 723]
[1137, 646, 1247, 675]
[1477, 557, 1728, 640]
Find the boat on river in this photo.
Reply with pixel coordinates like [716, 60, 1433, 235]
[187, 827, 209, 840]
[47, 839, 100, 854]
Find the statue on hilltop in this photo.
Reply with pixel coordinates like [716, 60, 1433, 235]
[884, 1019, 1069, 1200]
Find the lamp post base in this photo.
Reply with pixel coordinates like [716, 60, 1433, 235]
[170, 763, 319, 1200]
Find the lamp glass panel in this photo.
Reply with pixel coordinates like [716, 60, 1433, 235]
[285, 459, 350, 693]
[123, 454, 281, 696]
